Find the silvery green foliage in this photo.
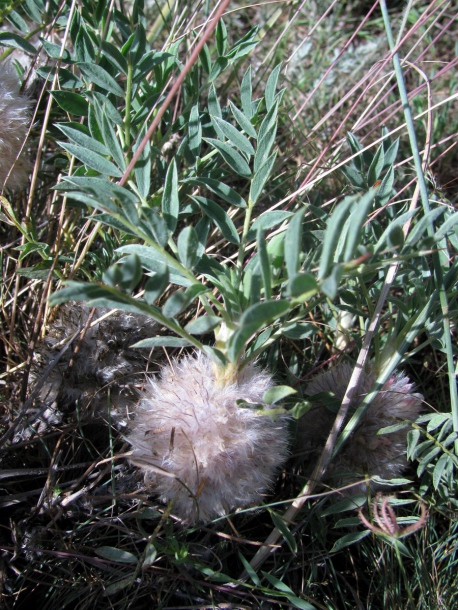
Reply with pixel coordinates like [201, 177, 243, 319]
[0, 61, 31, 191]
[128, 353, 290, 523]
[296, 363, 423, 492]
[20, 304, 157, 442]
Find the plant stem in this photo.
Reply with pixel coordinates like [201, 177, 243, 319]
[124, 61, 133, 151]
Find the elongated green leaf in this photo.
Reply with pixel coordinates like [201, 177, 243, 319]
[93, 92, 123, 125]
[211, 117, 255, 156]
[270, 510, 297, 553]
[367, 143, 384, 186]
[140, 208, 168, 247]
[7, 11, 28, 33]
[101, 112, 126, 171]
[184, 315, 220, 335]
[188, 104, 202, 159]
[257, 227, 271, 299]
[103, 254, 142, 292]
[0, 32, 36, 54]
[405, 207, 446, 245]
[133, 123, 151, 198]
[374, 210, 417, 254]
[250, 151, 277, 204]
[177, 225, 199, 269]
[320, 264, 342, 300]
[192, 196, 239, 245]
[265, 63, 281, 110]
[184, 177, 246, 208]
[258, 100, 279, 144]
[74, 18, 95, 62]
[330, 530, 371, 553]
[57, 124, 110, 156]
[78, 62, 124, 96]
[163, 284, 208, 318]
[227, 299, 289, 361]
[246, 210, 292, 242]
[209, 56, 229, 82]
[133, 51, 173, 82]
[40, 38, 71, 61]
[95, 546, 137, 564]
[162, 159, 179, 233]
[142, 542, 157, 568]
[199, 44, 211, 74]
[216, 17, 228, 55]
[288, 273, 318, 299]
[100, 40, 128, 74]
[433, 453, 450, 490]
[37, 66, 83, 88]
[376, 165, 394, 204]
[92, 214, 136, 235]
[343, 189, 376, 262]
[144, 263, 169, 304]
[262, 572, 294, 594]
[65, 192, 115, 213]
[286, 596, 316, 610]
[51, 91, 88, 116]
[133, 336, 192, 348]
[383, 137, 399, 167]
[263, 385, 296, 404]
[227, 29, 258, 60]
[342, 164, 365, 189]
[435, 211, 458, 240]
[426, 413, 450, 432]
[318, 197, 354, 279]
[204, 138, 251, 178]
[282, 323, 315, 339]
[241, 65, 253, 119]
[195, 216, 210, 258]
[208, 84, 223, 137]
[58, 142, 122, 176]
[241, 299, 289, 326]
[320, 495, 367, 516]
[285, 208, 305, 279]
[202, 345, 227, 367]
[229, 101, 257, 138]
[117, 245, 191, 286]
[238, 553, 260, 586]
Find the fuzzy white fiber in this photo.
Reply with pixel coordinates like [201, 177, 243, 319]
[0, 61, 31, 191]
[297, 363, 423, 491]
[128, 353, 290, 523]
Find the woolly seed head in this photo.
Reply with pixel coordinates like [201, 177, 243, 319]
[128, 353, 290, 523]
[296, 363, 423, 491]
[0, 61, 32, 191]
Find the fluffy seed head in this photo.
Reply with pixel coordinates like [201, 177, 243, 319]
[296, 363, 423, 491]
[19, 304, 157, 443]
[128, 353, 290, 523]
[0, 61, 32, 191]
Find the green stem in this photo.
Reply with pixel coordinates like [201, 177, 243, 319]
[125, 61, 133, 151]
[394, 541, 416, 609]
[237, 196, 255, 272]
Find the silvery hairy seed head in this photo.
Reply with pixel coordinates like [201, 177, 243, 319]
[128, 353, 290, 523]
[19, 305, 156, 443]
[296, 363, 423, 492]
